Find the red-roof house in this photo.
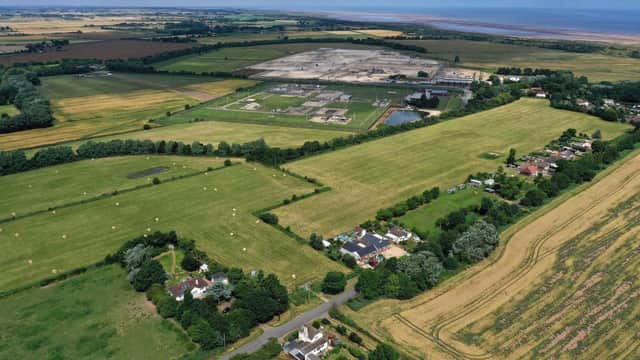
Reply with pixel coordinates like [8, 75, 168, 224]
[519, 164, 539, 177]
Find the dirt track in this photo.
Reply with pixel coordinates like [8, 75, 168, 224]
[355, 151, 640, 359]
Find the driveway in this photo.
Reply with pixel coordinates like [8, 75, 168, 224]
[218, 288, 357, 359]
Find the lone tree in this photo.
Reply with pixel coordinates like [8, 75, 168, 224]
[454, 55, 461, 63]
[322, 271, 347, 294]
[506, 148, 517, 165]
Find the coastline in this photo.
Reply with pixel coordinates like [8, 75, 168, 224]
[304, 10, 640, 44]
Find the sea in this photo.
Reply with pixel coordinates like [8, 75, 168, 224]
[308, 7, 640, 37]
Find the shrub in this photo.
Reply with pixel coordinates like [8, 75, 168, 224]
[181, 253, 201, 272]
[152, 177, 161, 185]
[132, 260, 167, 292]
[224, 159, 232, 166]
[259, 213, 279, 225]
[348, 332, 363, 345]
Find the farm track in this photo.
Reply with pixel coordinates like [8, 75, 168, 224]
[386, 152, 640, 359]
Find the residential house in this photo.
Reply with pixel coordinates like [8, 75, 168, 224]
[576, 98, 591, 108]
[168, 278, 211, 301]
[469, 179, 483, 187]
[385, 226, 413, 243]
[518, 164, 539, 177]
[340, 233, 391, 263]
[283, 323, 329, 360]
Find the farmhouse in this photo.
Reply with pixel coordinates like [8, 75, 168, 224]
[168, 278, 211, 301]
[283, 323, 329, 360]
[518, 164, 539, 177]
[339, 232, 392, 263]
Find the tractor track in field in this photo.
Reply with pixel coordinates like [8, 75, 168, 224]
[389, 155, 640, 359]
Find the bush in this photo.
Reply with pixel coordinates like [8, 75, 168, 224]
[152, 177, 161, 185]
[224, 159, 232, 166]
[348, 332, 363, 345]
[131, 260, 167, 292]
[259, 213, 279, 225]
[322, 272, 347, 294]
[368, 343, 400, 360]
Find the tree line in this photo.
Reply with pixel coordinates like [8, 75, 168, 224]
[0, 68, 53, 134]
[107, 231, 290, 351]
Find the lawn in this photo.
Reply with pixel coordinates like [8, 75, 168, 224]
[0, 265, 194, 359]
[0, 155, 221, 219]
[273, 98, 630, 238]
[0, 159, 343, 292]
[396, 39, 640, 82]
[0, 104, 20, 117]
[153, 42, 383, 74]
[398, 188, 490, 236]
[0, 75, 256, 151]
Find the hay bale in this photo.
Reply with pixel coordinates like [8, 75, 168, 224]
[27, 259, 32, 264]
[14, 233, 19, 237]
[61, 234, 67, 239]
[111, 226, 116, 230]
[155, 217, 160, 222]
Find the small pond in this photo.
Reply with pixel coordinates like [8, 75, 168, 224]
[385, 110, 422, 126]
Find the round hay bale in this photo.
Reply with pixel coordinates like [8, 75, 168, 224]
[52, 210, 56, 215]
[242, 247, 247, 252]
[203, 187, 207, 191]
[155, 217, 160, 222]
[52, 269, 57, 274]
[11, 212, 16, 217]
[292, 274, 296, 279]
[214, 188, 218, 192]
[255, 220, 260, 224]
[0, 228, 3, 232]
[28, 184, 32, 188]
[27, 259, 32, 264]
[115, 202, 120, 206]
[14, 233, 19, 237]
[232, 213, 236, 217]
[146, 228, 151, 232]
[230, 232, 234, 236]
[61, 234, 67, 239]
[83, 192, 87, 196]
[111, 226, 116, 230]
[204, 172, 208, 176]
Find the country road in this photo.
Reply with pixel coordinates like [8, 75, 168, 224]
[218, 288, 357, 360]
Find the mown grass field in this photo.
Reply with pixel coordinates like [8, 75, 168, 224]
[396, 39, 640, 82]
[399, 188, 489, 236]
[0, 265, 194, 359]
[351, 150, 640, 360]
[0, 104, 20, 117]
[0, 155, 220, 219]
[273, 99, 630, 238]
[0, 74, 256, 151]
[153, 42, 383, 73]
[0, 158, 342, 292]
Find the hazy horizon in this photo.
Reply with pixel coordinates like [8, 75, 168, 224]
[1, 0, 640, 10]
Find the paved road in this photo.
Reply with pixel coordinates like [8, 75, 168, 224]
[218, 288, 357, 359]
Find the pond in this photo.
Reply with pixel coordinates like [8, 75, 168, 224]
[385, 110, 422, 126]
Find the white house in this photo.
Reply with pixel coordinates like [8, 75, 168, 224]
[385, 226, 413, 243]
[283, 323, 329, 360]
[168, 278, 211, 301]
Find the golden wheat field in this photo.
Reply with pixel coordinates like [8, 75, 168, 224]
[349, 150, 640, 360]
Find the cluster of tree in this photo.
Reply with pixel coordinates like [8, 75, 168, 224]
[229, 339, 282, 360]
[537, 71, 634, 122]
[111, 231, 289, 351]
[164, 20, 212, 35]
[376, 187, 440, 222]
[496, 67, 558, 76]
[0, 137, 268, 176]
[521, 129, 640, 207]
[0, 68, 53, 133]
[24, 39, 69, 53]
[406, 93, 440, 108]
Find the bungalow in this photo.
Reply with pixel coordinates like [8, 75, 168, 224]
[385, 226, 413, 243]
[283, 323, 329, 360]
[519, 164, 539, 177]
[168, 278, 211, 301]
[340, 233, 391, 263]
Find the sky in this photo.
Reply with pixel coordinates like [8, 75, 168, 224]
[1, 0, 640, 10]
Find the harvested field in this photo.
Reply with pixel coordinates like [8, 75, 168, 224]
[350, 150, 640, 359]
[272, 99, 630, 238]
[0, 159, 342, 292]
[0, 40, 194, 65]
[356, 29, 404, 37]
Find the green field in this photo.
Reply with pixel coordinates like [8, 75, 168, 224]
[398, 188, 489, 236]
[0, 265, 194, 359]
[197, 30, 369, 44]
[0, 155, 220, 219]
[0, 158, 342, 292]
[161, 83, 416, 132]
[396, 39, 640, 82]
[40, 73, 224, 100]
[0, 104, 20, 117]
[273, 99, 631, 238]
[153, 42, 382, 73]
